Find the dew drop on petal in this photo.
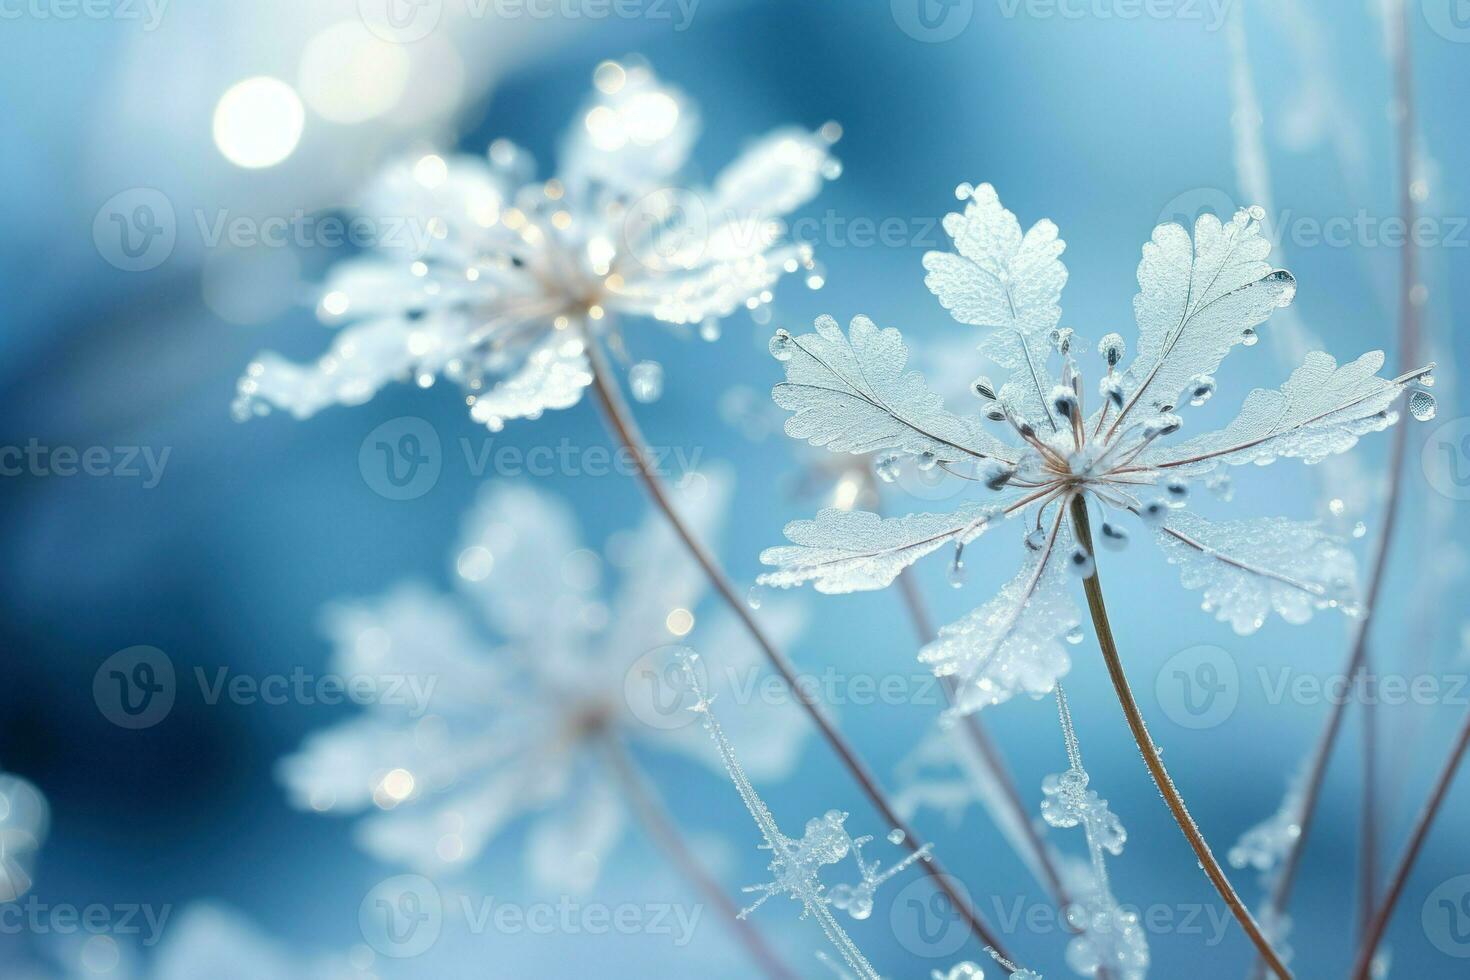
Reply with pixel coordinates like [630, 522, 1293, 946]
[1420, 371, 1435, 388]
[1353, 521, 1367, 539]
[1188, 373, 1216, 406]
[1408, 389, 1437, 421]
[629, 360, 663, 403]
[916, 451, 939, 471]
[768, 329, 794, 361]
[874, 453, 901, 484]
[1241, 327, 1259, 347]
[887, 828, 906, 845]
[746, 585, 763, 610]
[1066, 625, 1084, 645]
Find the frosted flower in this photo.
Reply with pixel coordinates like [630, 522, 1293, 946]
[278, 472, 805, 890]
[234, 60, 837, 431]
[759, 183, 1433, 715]
[0, 772, 47, 903]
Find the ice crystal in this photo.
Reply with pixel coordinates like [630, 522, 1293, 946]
[760, 183, 1431, 711]
[933, 964, 1043, 980]
[676, 651, 928, 980]
[1044, 689, 1148, 980]
[234, 60, 836, 430]
[278, 473, 806, 889]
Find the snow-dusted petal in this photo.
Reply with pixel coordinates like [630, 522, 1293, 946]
[354, 153, 513, 258]
[525, 773, 626, 893]
[772, 314, 1015, 463]
[1152, 510, 1359, 634]
[559, 65, 698, 197]
[918, 517, 1080, 715]
[758, 503, 998, 594]
[467, 332, 593, 432]
[1150, 350, 1407, 473]
[922, 182, 1067, 370]
[711, 127, 835, 218]
[1123, 209, 1295, 416]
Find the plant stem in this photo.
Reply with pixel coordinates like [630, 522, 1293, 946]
[1349, 706, 1470, 979]
[583, 335, 1018, 965]
[1260, 0, 1423, 955]
[1069, 496, 1293, 979]
[600, 735, 798, 980]
[1358, 667, 1379, 939]
[894, 569, 1073, 912]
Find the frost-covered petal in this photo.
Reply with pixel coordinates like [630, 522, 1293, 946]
[525, 773, 626, 892]
[711, 127, 835, 218]
[758, 503, 999, 594]
[772, 314, 1016, 463]
[467, 332, 593, 432]
[559, 64, 698, 197]
[1149, 350, 1407, 473]
[353, 153, 514, 257]
[918, 518, 1079, 714]
[1123, 209, 1294, 415]
[922, 183, 1067, 369]
[1152, 511, 1359, 634]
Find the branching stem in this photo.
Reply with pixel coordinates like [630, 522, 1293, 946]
[1069, 496, 1293, 979]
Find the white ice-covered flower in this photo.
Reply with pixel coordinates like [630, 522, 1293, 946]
[0, 771, 47, 903]
[759, 182, 1433, 715]
[235, 59, 838, 431]
[278, 472, 806, 891]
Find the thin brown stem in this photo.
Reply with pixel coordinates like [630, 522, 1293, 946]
[1259, 0, 1424, 958]
[1349, 706, 1470, 979]
[1069, 496, 1293, 979]
[1357, 666, 1379, 939]
[583, 334, 1019, 965]
[600, 735, 798, 980]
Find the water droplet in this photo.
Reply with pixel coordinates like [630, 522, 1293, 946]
[1408, 389, 1437, 421]
[1100, 521, 1129, 551]
[699, 318, 721, 342]
[1352, 521, 1367, 539]
[947, 548, 966, 589]
[954, 182, 974, 200]
[628, 360, 663, 403]
[887, 828, 905, 845]
[768, 329, 794, 361]
[1248, 204, 1267, 221]
[1066, 625, 1084, 645]
[1165, 477, 1190, 503]
[874, 454, 901, 484]
[985, 405, 1008, 422]
[1025, 527, 1047, 551]
[1188, 373, 1216, 406]
[1420, 371, 1435, 388]
[1328, 497, 1346, 517]
[1240, 327, 1259, 347]
[916, 451, 939, 471]
[746, 585, 763, 610]
[1067, 547, 1095, 578]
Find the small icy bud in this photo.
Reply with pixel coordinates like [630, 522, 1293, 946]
[1067, 546, 1095, 578]
[1099, 375, 1124, 409]
[1139, 499, 1169, 527]
[874, 453, 901, 484]
[1165, 477, 1190, 504]
[1051, 327, 1075, 355]
[1100, 521, 1129, 551]
[1098, 332, 1126, 368]
[1143, 413, 1182, 439]
[1016, 418, 1037, 441]
[1188, 373, 1216, 406]
[1051, 385, 1080, 422]
[971, 375, 997, 400]
[980, 460, 1016, 491]
[984, 405, 1007, 422]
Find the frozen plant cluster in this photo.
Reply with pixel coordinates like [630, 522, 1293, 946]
[759, 182, 1434, 716]
[235, 59, 837, 431]
[278, 472, 805, 891]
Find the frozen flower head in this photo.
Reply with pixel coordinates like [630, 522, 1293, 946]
[278, 472, 805, 891]
[235, 59, 839, 431]
[759, 183, 1433, 716]
[0, 772, 47, 903]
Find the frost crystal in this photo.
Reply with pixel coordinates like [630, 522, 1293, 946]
[677, 651, 928, 980]
[235, 60, 836, 430]
[761, 182, 1430, 713]
[1045, 689, 1149, 980]
[278, 473, 806, 889]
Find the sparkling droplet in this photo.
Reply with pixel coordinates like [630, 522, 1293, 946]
[1066, 625, 1084, 645]
[887, 828, 906, 845]
[698, 318, 721, 342]
[916, 451, 939, 471]
[1100, 522, 1129, 551]
[1408, 389, 1437, 421]
[1241, 327, 1259, 347]
[768, 329, 794, 361]
[1188, 373, 1216, 406]
[1067, 547, 1095, 578]
[1352, 521, 1367, 539]
[1420, 371, 1435, 388]
[874, 454, 901, 484]
[628, 360, 663, 403]
[746, 585, 764, 610]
